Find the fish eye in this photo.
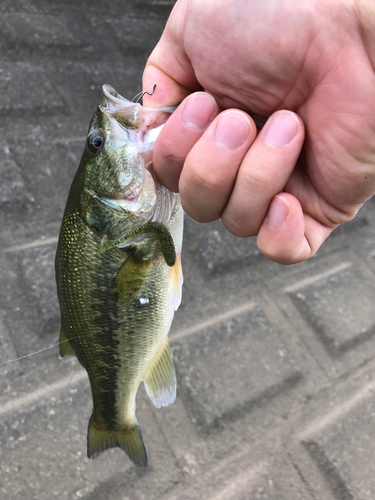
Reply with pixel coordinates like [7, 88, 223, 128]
[87, 131, 105, 155]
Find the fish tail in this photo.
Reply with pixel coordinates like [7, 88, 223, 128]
[87, 415, 147, 468]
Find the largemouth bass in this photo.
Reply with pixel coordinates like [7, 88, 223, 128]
[55, 85, 183, 468]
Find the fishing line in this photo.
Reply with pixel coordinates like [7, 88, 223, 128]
[0, 338, 75, 367]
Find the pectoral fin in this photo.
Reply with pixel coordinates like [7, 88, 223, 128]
[59, 328, 76, 357]
[113, 254, 151, 302]
[143, 341, 176, 408]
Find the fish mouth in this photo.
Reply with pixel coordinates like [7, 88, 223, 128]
[98, 85, 179, 224]
[102, 84, 176, 114]
[102, 85, 129, 107]
[101, 84, 176, 132]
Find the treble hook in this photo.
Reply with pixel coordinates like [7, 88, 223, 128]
[131, 83, 157, 104]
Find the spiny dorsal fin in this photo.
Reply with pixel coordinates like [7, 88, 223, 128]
[59, 328, 76, 357]
[143, 341, 176, 408]
[87, 415, 147, 468]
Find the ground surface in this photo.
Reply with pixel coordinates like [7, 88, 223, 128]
[1, 1, 375, 499]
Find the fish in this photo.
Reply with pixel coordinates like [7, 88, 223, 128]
[55, 84, 183, 468]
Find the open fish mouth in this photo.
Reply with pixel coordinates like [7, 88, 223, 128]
[85, 85, 179, 226]
[101, 85, 176, 150]
[101, 84, 176, 116]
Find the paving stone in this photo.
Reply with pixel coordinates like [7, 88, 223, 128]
[0, 380, 181, 500]
[248, 477, 287, 500]
[10, 139, 82, 227]
[173, 305, 302, 431]
[109, 16, 166, 56]
[122, 0, 176, 19]
[162, 443, 309, 500]
[0, 63, 65, 116]
[0, 251, 29, 341]
[212, 472, 286, 500]
[0, 243, 62, 366]
[0, 0, 33, 13]
[27, 0, 175, 18]
[184, 217, 265, 275]
[301, 385, 375, 500]
[289, 264, 375, 357]
[0, 13, 94, 54]
[170, 466, 287, 500]
[48, 60, 145, 120]
[0, 147, 33, 209]
[0, 347, 80, 410]
[0, 136, 82, 247]
[0, 319, 19, 377]
[0, 30, 9, 55]
[16, 242, 60, 336]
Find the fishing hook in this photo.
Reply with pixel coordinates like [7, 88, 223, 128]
[131, 83, 157, 104]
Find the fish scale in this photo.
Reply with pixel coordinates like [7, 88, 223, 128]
[55, 85, 183, 468]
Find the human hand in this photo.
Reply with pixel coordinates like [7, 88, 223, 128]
[143, 0, 375, 264]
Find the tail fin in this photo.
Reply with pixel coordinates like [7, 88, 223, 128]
[87, 415, 147, 468]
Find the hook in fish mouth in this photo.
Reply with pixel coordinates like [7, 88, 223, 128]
[131, 83, 157, 104]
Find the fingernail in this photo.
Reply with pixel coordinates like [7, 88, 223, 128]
[181, 93, 216, 130]
[214, 111, 251, 150]
[266, 195, 289, 228]
[263, 111, 298, 147]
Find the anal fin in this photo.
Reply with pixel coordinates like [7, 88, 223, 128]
[143, 341, 176, 408]
[59, 328, 76, 358]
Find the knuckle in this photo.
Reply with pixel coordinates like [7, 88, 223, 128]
[221, 211, 257, 238]
[239, 162, 271, 190]
[185, 159, 224, 194]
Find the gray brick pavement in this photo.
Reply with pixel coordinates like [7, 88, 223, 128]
[1, 1, 375, 499]
[173, 305, 302, 431]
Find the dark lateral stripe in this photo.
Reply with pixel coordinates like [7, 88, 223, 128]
[90, 250, 122, 429]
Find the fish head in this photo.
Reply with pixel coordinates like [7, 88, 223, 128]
[82, 84, 176, 222]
